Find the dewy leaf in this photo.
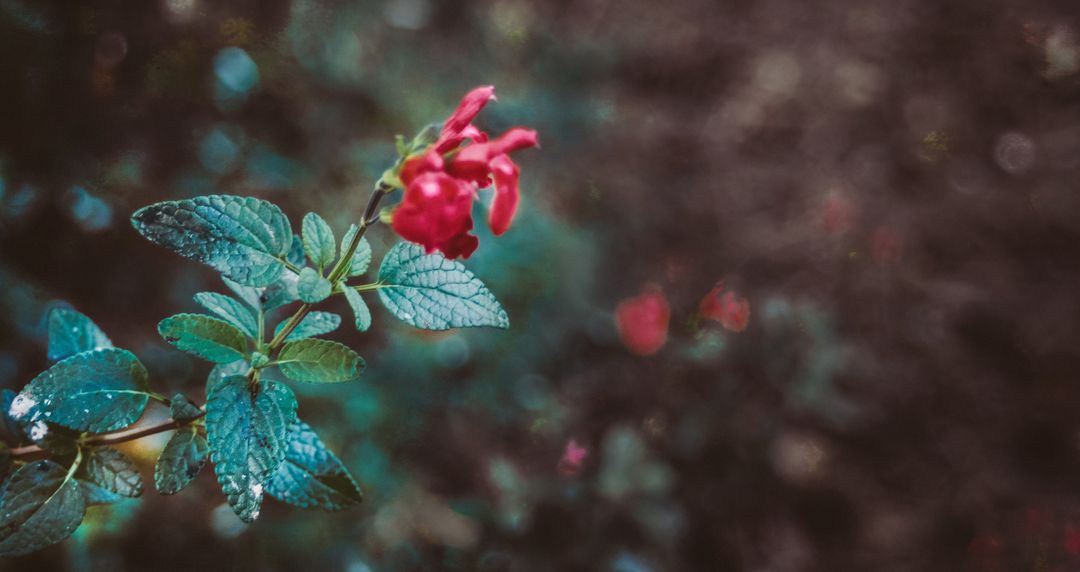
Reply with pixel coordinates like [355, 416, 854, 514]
[11, 349, 150, 433]
[193, 292, 259, 338]
[0, 459, 86, 557]
[343, 288, 371, 332]
[78, 447, 143, 498]
[169, 393, 203, 422]
[302, 212, 336, 269]
[206, 376, 296, 522]
[340, 225, 372, 277]
[158, 313, 248, 364]
[297, 268, 332, 303]
[130, 195, 292, 287]
[377, 242, 509, 330]
[47, 307, 113, 362]
[267, 421, 362, 511]
[154, 427, 209, 495]
[277, 339, 364, 383]
[273, 311, 340, 342]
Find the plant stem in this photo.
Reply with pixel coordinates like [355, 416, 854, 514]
[8, 412, 205, 461]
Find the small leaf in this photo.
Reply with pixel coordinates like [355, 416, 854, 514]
[78, 447, 142, 498]
[273, 311, 341, 342]
[206, 376, 297, 522]
[297, 268, 332, 303]
[377, 242, 509, 330]
[287, 233, 306, 267]
[0, 460, 86, 557]
[267, 421, 362, 510]
[302, 213, 336, 269]
[10, 349, 150, 433]
[79, 479, 125, 506]
[277, 339, 364, 383]
[343, 288, 371, 332]
[250, 351, 270, 369]
[169, 394, 202, 422]
[158, 314, 248, 364]
[154, 427, 209, 495]
[131, 195, 292, 286]
[339, 225, 372, 277]
[193, 292, 258, 338]
[224, 270, 300, 313]
[206, 360, 248, 395]
[47, 307, 113, 362]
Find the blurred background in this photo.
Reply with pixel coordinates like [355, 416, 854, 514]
[2, 0, 1080, 570]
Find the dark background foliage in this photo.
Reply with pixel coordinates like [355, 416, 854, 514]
[1, 0, 1080, 570]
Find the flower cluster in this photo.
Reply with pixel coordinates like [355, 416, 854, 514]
[390, 86, 539, 259]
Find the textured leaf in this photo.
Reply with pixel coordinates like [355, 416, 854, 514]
[277, 339, 364, 383]
[0, 460, 86, 557]
[131, 195, 292, 286]
[340, 225, 373, 277]
[154, 427, 209, 495]
[302, 213, 336, 269]
[193, 292, 258, 338]
[47, 307, 113, 362]
[287, 233, 305, 266]
[224, 272, 299, 313]
[297, 268, 332, 303]
[377, 242, 509, 330]
[158, 314, 248, 364]
[273, 311, 340, 342]
[10, 349, 149, 433]
[205, 360, 249, 395]
[343, 288, 371, 332]
[169, 394, 203, 422]
[267, 421, 362, 510]
[78, 447, 142, 498]
[206, 376, 296, 522]
[79, 479, 126, 506]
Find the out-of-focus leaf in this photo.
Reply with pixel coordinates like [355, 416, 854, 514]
[154, 427, 209, 495]
[47, 307, 112, 362]
[267, 421, 362, 510]
[169, 394, 202, 422]
[377, 242, 509, 330]
[276, 339, 364, 383]
[273, 311, 340, 342]
[79, 479, 125, 506]
[343, 288, 371, 332]
[130, 195, 292, 286]
[193, 292, 258, 338]
[302, 212, 336, 269]
[0, 459, 86, 557]
[158, 314, 248, 364]
[297, 268, 331, 303]
[78, 447, 142, 498]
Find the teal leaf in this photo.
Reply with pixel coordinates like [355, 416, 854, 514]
[193, 292, 258, 338]
[273, 311, 340, 342]
[377, 242, 509, 330]
[343, 288, 371, 332]
[250, 351, 270, 369]
[205, 376, 296, 522]
[223, 272, 299, 313]
[169, 394, 202, 422]
[154, 427, 209, 495]
[339, 225, 372, 276]
[287, 233, 305, 267]
[47, 307, 112, 362]
[302, 213, 336, 269]
[206, 360, 248, 395]
[276, 339, 364, 383]
[267, 421, 362, 510]
[10, 349, 150, 433]
[158, 314, 248, 364]
[131, 195, 292, 286]
[297, 268, 331, 303]
[79, 479, 126, 506]
[78, 447, 142, 498]
[0, 460, 86, 557]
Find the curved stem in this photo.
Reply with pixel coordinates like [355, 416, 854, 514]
[9, 412, 204, 461]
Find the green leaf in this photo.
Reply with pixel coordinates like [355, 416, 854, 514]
[79, 479, 125, 506]
[78, 447, 142, 498]
[377, 242, 509, 330]
[47, 307, 113, 362]
[193, 292, 258, 338]
[131, 195, 292, 287]
[273, 311, 340, 342]
[297, 268, 332, 303]
[302, 213, 336, 269]
[267, 421, 362, 510]
[287, 233, 305, 267]
[276, 339, 364, 383]
[154, 427, 209, 495]
[206, 360, 249, 395]
[10, 349, 150, 433]
[340, 225, 372, 277]
[158, 314, 248, 364]
[343, 288, 371, 332]
[0, 460, 86, 557]
[169, 394, 202, 422]
[206, 376, 296, 522]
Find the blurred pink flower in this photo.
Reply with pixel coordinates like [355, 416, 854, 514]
[615, 286, 670, 356]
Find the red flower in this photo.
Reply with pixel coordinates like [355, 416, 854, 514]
[699, 282, 751, 332]
[390, 86, 538, 258]
[615, 287, 670, 356]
